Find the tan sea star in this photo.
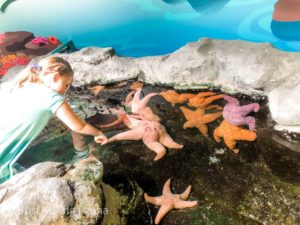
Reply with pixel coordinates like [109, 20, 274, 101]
[144, 178, 198, 224]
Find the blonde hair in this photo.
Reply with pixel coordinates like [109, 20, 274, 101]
[14, 56, 74, 88]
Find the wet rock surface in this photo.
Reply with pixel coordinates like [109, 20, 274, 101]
[17, 81, 300, 225]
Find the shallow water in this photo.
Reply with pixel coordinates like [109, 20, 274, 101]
[19, 82, 300, 225]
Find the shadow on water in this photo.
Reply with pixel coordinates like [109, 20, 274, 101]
[19, 82, 300, 225]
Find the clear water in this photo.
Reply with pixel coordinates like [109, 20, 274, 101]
[1, 0, 300, 56]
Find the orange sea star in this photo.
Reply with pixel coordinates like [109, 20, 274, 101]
[180, 106, 222, 137]
[213, 120, 257, 154]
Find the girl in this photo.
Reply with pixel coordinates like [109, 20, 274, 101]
[0, 56, 108, 183]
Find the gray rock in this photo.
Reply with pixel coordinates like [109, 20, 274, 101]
[0, 160, 106, 225]
[0, 177, 74, 225]
[268, 84, 300, 131]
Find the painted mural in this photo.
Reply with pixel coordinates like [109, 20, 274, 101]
[0, 31, 61, 76]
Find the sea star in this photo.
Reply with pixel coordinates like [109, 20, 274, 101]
[144, 178, 198, 224]
[89, 85, 106, 96]
[180, 106, 222, 137]
[88, 81, 129, 96]
[159, 90, 195, 106]
[105, 114, 183, 161]
[188, 92, 224, 108]
[213, 120, 257, 154]
[223, 95, 260, 131]
[130, 80, 143, 90]
[124, 88, 160, 121]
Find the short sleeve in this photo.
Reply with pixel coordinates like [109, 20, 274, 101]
[48, 92, 65, 114]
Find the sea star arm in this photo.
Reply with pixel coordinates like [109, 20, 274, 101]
[89, 85, 106, 96]
[203, 94, 224, 106]
[155, 203, 173, 224]
[195, 124, 209, 137]
[143, 140, 167, 161]
[159, 125, 183, 149]
[133, 92, 158, 113]
[224, 137, 239, 154]
[205, 104, 223, 110]
[124, 90, 135, 106]
[179, 185, 192, 200]
[144, 193, 163, 206]
[174, 198, 198, 209]
[223, 95, 239, 105]
[194, 92, 216, 98]
[213, 127, 221, 142]
[180, 106, 194, 121]
[201, 112, 223, 124]
[100, 114, 125, 128]
[162, 179, 172, 195]
[107, 128, 143, 143]
[233, 129, 257, 141]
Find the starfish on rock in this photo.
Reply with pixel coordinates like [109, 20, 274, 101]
[159, 90, 195, 106]
[188, 92, 224, 108]
[180, 106, 222, 137]
[104, 114, 183, 161]
[144, 178, 198, 224]
[223, 95, 260, 131]
[213, 120, 257, 154]
[124, 88, 160, 121]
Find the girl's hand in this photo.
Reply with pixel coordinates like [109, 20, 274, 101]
[94, 134, 108, 145]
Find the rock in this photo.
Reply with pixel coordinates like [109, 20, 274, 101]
[101, 175, 152, 225]
[0, 160, 106, 225]
[268, 84, 300, 128]
[57, 47, 141, 87]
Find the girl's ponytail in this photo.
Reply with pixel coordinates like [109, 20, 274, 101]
[14, 64, 42, 88]
[12, 56, 73, 90]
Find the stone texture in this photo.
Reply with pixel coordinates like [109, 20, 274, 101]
[0, 160, 105, 225]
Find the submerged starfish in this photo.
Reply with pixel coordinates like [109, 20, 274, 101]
[144, 178, 198, 224]
[159, 90, 195, 106]
[105, 114, 183, 161]
[213, 120, 257, 154]
[124, 88, 160, 121]
[180, 106, 222, 137]
[223, 95, 260, 131]
[188, 92, 223, 108]
[89, 85, 106, 96]
[130, 81, 143, 90]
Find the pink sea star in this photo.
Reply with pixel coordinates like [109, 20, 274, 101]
[223, 95, 260, 131]
[104, 113, 183, 161]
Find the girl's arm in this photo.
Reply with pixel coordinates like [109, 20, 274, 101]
[55, 101, 108, 144]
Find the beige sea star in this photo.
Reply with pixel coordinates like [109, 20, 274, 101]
[144, 178, 198, 224]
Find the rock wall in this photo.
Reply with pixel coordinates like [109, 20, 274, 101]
[55, 38, 300, 131]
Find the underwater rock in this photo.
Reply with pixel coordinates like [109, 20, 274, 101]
[0, 160, 106, 225]
[101, 175, 152, 225]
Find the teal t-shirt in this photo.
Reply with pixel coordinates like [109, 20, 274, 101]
[0, 83, 64, 183]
